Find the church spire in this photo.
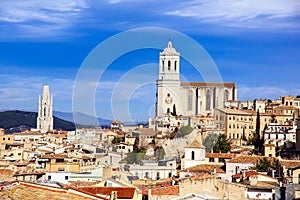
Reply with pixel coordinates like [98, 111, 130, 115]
[37, 84, 53, 133]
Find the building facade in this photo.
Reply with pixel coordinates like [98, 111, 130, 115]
[156, 41, 237, 117]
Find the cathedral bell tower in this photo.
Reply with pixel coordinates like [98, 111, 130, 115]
[156, 40, 181, 117]
[37, 84, 53, 133]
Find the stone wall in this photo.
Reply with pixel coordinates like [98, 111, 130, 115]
[180, 176, 246, 200]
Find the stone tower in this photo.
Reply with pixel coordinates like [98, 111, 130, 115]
[156, 40, 181, 117]
[37, 84, 53, 133]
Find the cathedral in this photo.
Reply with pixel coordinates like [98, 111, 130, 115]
[37, 84, 53, 133]
[156, 41, 237, 117]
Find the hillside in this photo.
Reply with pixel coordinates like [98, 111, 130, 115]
[0, 110, 75, 133]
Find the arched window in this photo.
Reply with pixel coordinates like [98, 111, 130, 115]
[206, 90, 211, 111]
[44, 107, 46, 117]
[174, 61, 177, 71]
[162, 60, 164, 72]
[167, 108, 170, 114]
[191, 151, 195, 160]
[187, 90, 193, 110]
[224, 90, 229, 102]
[213, 87, 217, 108]
[168, 60, 171, 70]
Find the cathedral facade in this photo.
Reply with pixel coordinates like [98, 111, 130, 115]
[37, 84, 53, 133]
[156, 41, 237, 117]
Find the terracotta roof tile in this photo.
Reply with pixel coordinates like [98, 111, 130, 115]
[205, 153, 235, 158]
[78, 187, 135, 199]
[181, 82, 235, 88]
[182, 164, 225, 173]
[112, 120, 122, 124]
[227, 155, 276, 164]
[280, 160, 300, 169]
[151, 186, 179, 196]
[187, 138, 205, 148]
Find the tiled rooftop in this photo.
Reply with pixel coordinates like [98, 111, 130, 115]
[78, 186, 135, 199]
[280, 159, 300, 169]
[205, 152, 235, 158]
[181, 164, 225, 173]
[227, 155, 276, 164]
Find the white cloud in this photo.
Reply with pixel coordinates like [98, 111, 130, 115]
[0, 0, 88, 38]
[238, 85, 300, 101]
[0, 74, 74, 110]
[166, 0, 300, 28]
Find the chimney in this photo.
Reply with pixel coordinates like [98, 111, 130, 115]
[111, 191, 117, 200]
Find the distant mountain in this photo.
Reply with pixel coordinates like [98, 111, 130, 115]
[0, 110, 75, 133]
[53, 111, 113, 126]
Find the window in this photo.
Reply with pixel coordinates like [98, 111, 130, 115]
[65, 176, 69, 180]
[48, 176, 51, 180]
[209, 158, 214, 163]
[218, 158, 225, 163]
[18, 153, 21, 156]
[168, 60, 171, 70]
[8, 138, 10, 141]
[224, 90, 229, 101]
[174, 61, 177, 71]
[206, 90, 211, 111]
[187, 90, 193, 110]
[145, 172, 149, 178]
[191, 151, 195, 160]
[162, 60, 164, 72]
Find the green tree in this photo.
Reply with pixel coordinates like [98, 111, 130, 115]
[253, 157, 276, 172]
[171, 104, 177, 116]
[203, 133, 219, 152]
[175, 125, 193, 138]
[213, 134, 231, 153]
[125, 148, 146, 164]
[254, 110, 264, 155]
[111, 137, 121, 144]
[155, 147, 166, 160]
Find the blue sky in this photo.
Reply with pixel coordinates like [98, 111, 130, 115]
[0, 0, 300, 122]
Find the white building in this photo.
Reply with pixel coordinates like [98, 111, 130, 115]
[156, 41, 237, 117]
[182, 137, 206, 169]
[37, 84, 53, 133]
[124, 159, 176, 180]
[46, 167, 103, 184]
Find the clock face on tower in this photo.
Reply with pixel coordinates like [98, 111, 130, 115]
[165, 93, 172, 104]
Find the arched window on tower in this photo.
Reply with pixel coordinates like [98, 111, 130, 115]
[44, 107, 46, 117]
[224, 90, 229, 102]
[187, 90, 193, 110]
[174, 61, 177, 71]
[167, 108, 170, 114]
[213, 87, 217, 108]
[191, 151, 195, 160]
[162, 60, 164, 72]
[168, 60, 171, 71]
[206, 90, 211, 111]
